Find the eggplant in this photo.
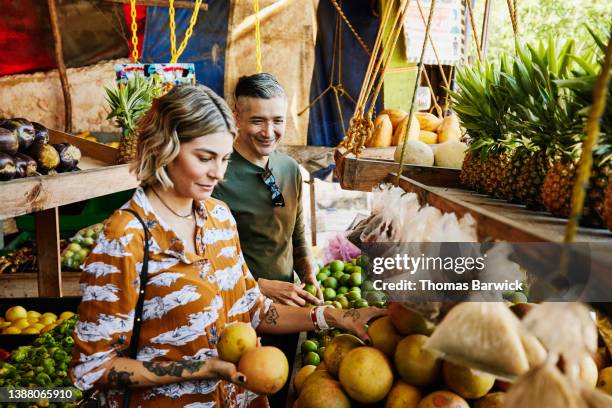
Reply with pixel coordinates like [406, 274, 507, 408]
[52, 143, 81, 172]
[3, 118, 35, 151]
[32, 122, 49, 144]
[0, 152, 17, 181]
[0, 127, 19, 155]
[27, 142, 59, 173]
[13, 153, 38, 178]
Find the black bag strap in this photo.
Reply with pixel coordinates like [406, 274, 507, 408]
[122, 208, 150, 407]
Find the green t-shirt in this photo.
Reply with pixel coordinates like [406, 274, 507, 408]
[212, 150, 308, 282]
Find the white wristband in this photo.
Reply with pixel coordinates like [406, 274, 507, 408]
[315, 306, 332, 331]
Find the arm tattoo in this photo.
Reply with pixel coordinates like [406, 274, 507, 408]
[143, 361, 205, 377]
[264, 305, 280, 325]
[108, 367, 137, 388]
[343, 309, 360, 322]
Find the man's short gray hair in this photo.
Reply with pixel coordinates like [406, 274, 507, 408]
[234, 73, 285, 100]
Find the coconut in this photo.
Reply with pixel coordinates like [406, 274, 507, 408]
[434, 140, 467, 168]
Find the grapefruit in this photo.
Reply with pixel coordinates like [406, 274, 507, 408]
[417, 391, 469, 408]
[385, 380, 421, 408]
[294, 365, 317, 395]
[217, 322, 257, 363]
[238, 346, 289, 395]
[474, 392, 505, 408]
[339, 347, 394, 404]
[394, 335, 441, 386]
[442, 361, 495, 399]
[300, 370, 334, 393]
[389, 303, 434, 335]
[298, 378, 350, 408]
[323, 334, 363, 376]
[368, 316, 401, 357]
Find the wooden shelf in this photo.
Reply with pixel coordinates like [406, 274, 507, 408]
[390, 174, 612, 243]
[0, 272, 82, 298]
[1, 129, 138, 298]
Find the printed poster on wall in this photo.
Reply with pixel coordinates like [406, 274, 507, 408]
[404, 0, 463, 65]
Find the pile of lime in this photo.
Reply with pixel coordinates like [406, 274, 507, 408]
[304, 256, 387, 310]
[301, 328, 344, 366]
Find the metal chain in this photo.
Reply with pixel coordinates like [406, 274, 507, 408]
[169, 0, 177, 60]
[254, 0, 263, 73]
[170, 0, 203, 63]
[329, 0, 372, 56]
[130, 0, 139, 63]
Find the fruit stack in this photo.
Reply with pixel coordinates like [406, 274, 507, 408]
[292, 302, 612, 408]
[0, 306, 75, 335]
[61, 224, 103, 269]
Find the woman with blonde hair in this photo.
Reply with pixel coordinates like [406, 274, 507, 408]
[70, 84, 384, 407]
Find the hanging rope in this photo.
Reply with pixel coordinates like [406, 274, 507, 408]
[254, 0, 263, 73]
[168, 0, 203, 63]
[564, 33, 612, 242]
[506, 0, 518, 37]
[329, 0, 372, 56]
[395, 0, 437, 185]
[129, 0, 139, 63]
[415, 0, 449, 89]
[465, 0, 483, 62]
[422, 68, 443, 117]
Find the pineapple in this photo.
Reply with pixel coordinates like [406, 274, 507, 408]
[105, 75, 164, 164]
[542, 27, 612, 226]
[504, 37, 582, 209]
[451, 57, 515, 195]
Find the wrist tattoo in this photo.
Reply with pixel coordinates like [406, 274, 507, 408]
[143, 360, 205, 377]
[108, 367, 136, 388]
[264, 305, 280, 325]
[343, 309, 360, 322]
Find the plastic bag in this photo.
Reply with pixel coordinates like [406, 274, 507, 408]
[425, 302, 530, 380]
[323, 232, 362, 264]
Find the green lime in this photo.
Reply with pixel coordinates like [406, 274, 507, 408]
[329, 260, 345, 273]
[362, 280, 375, 291]
[354, 299, 369, 308]
[331, 328, 343, 337]
[350, 258, 357, 265]
[304, 284, 317, 296]
[350, 286, 361, 293]
[337, 286, 349, 295]
[319, 267, 330, 275]
[303, 351, 320, 366]
[316, 271, 329, 281]
[323, 277, 338, 290]
[336, 295, 350, 309]
[357, 255, 368, 269]
[323, 287, 337, 301]
[332, 301, 343, 309]
[317, 347, 326, 357]
[352, 266, 362, 275]
[301, 340, 319, 353]
[339, 274, 351, 287]
[374, 301, 387, 308]
[347, 291, 361, 301]
[349, 272, 363, 287]
[332, 270, 344, 280]
[324, 300, 334, 305]
[343, 264, 354, 274]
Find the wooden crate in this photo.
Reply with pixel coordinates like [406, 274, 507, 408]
[0, 272, 82, 298]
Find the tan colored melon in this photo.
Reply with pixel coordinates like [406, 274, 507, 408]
[392, 114, 420, 146]
[381, 108, 409, 129]
[366, 114, 393, 147]
[419, 130, 438, 145]
[437, 114, 462, 143]
[416, 112, 443, 131]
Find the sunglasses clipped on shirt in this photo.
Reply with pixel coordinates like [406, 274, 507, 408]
[261, 167, 285, 207]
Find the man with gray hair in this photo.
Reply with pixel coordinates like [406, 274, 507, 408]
[213, 73, 322, 405]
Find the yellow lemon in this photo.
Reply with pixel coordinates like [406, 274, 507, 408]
[2, 326, 21, 334]
[41, 312, 57, 321]
[27, 310, 41, 320]
[5, 306, 27, 322]
[21, 327, 40, 334]
[31, 323, 46, 331]
[0, 322, 11, 329]
[12, 318, 31, 330]
[39, 316, 56, 326]
[60, 311, 75, 320]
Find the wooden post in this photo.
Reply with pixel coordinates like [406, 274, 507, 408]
[47, 0, 72, 133]
[35, 208, 62, 297]
[309, 173, 317, 247]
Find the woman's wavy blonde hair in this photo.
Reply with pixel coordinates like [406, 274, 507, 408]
[131, 84, 237, 188]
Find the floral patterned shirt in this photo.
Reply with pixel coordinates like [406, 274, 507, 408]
[70, 188, 272, 407]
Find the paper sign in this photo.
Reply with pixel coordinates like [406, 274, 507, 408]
[114, 63, 196, 85]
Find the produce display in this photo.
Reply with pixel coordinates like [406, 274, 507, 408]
[452, 30, 612, 229]
[0, 245, 37, 275]
[60, 224, 103, 269]
[0, 316, 82, 407]
[292, 302, 612, 408]
[0, 118, 82, 181]
[0, 305, 75, 335]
